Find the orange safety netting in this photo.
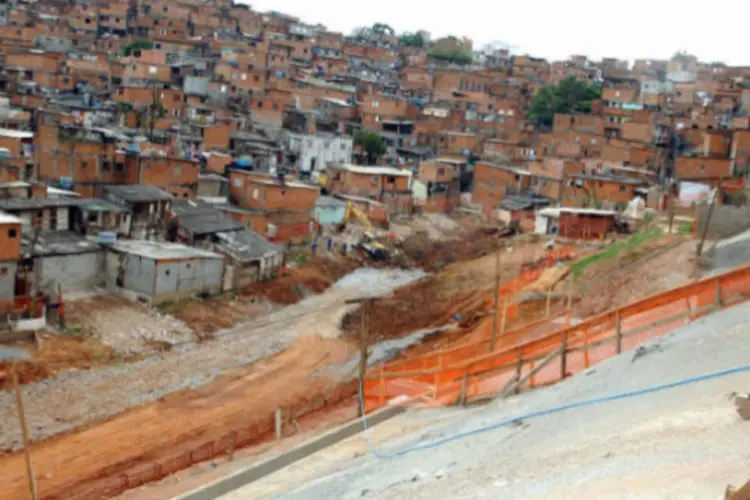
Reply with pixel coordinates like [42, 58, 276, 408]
[364, 263, 750, 413]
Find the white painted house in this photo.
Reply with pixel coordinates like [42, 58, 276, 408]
[285, 132, 353, 174]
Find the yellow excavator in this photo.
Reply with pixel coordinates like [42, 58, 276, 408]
[344, 201, 390, 260]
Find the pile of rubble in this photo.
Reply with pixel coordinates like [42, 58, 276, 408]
[67, 296, 195, 356]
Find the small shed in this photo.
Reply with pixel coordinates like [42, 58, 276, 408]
[496, 196, 551, 232]
[536, 207, 616, 240]
[109, 241, 223, 303]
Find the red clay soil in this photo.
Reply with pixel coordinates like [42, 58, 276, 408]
[0, 336, 356, 500]
[342, 241, 547, 343]
[0, 334, 114, 388]
[240, 257, 361, 305]
[400, 227, 512, 272]
[573, 235, 693, 318]
[117, 399, 359, 500]
[159, 297, 266, 337]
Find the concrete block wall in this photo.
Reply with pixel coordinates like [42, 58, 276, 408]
[697, 203, 750, 240]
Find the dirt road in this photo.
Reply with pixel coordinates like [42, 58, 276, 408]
[0, 268, 423, 500]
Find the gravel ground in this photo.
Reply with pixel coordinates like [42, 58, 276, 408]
[87, 306, 195, 356]
[230, 301, 750, 500]
[0, 268, 423, 451]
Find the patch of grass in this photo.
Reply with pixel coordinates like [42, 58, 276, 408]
[571, 227, 663, 277]
[292, 254, 309, 265]
[59, 325, 86, 336]
[678, 221, 694, 235]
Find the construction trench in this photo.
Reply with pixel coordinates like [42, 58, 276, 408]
[0, 231, 696, 499]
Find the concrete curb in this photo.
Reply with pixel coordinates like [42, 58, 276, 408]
[176, 405, 405, 500]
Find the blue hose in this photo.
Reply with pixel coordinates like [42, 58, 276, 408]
[358, 364, 750, 460]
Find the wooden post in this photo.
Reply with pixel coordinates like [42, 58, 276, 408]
[378, 367, 385, 407]
[696, 186, 720, 258]
[490, 250, 501, 352]
[584, 326, 591, 368]
[545, 285, 552, 319]
[12, 364, 37, 500]
[57, 284, 65, 329]
[566, 274, 575, 310]
[502, 346, 563, 398]
[615, 309, 623, 354]
[274, 408, 282, 440]
[227, 433, 235, 462]
[715, 277, 723, 309]
[500, 298, 508, 335]
[529, 358, 536, 388]
[358, 301, 369, 417]
[459, 372, 468, 406]
[667, 188, 675, 235]
[514, 349, 522, 395]
[560, 332, 568, 381]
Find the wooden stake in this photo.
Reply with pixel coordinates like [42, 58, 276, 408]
[667, 188, 675, 235]
[715, 277, 723, 309]
[514, 349, 523, 395]
[615, 309, 623, 354]
[13, 364, 37, 500]
[503, 346, 563, 398]
[459, 372, 468, 406]
[490, 250, 501, 352]
[358, 301, 369, 417]
[275, 408, 282, 440]
[566, 274, 575, 310]
[697, 186, 720, 258]
[560, 333, 568, 381]
[500, 297, 508, 334]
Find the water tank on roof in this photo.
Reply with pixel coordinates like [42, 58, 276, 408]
[98, 232, 117, 245]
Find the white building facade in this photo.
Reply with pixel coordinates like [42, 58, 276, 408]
[285, 133, 353, 174]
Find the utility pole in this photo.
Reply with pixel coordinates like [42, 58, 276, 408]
[345, 296, 381, 417]
[12, 364, 37, 500]
[667, 184, 675, 234]
[696, 185, 720, 258]
[490, 249, 501, 352]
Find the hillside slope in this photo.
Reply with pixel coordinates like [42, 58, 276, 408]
[236, 301, 750, 500]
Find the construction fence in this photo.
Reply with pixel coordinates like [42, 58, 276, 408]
[364, 263, 750, 411]
[62, 380, 359, 500]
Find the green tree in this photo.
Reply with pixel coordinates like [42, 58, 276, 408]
[355, 130, 387, 164]
[428, 47, 473, 65]
[400, 30, 428, 48]
[372, 23, 395, 36]
[123, 39, 153, 56]
[527, 76, 602, 127]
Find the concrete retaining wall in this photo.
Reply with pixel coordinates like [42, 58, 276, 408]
[697, 203, 750, 240]
[177, 405, 405, 500]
